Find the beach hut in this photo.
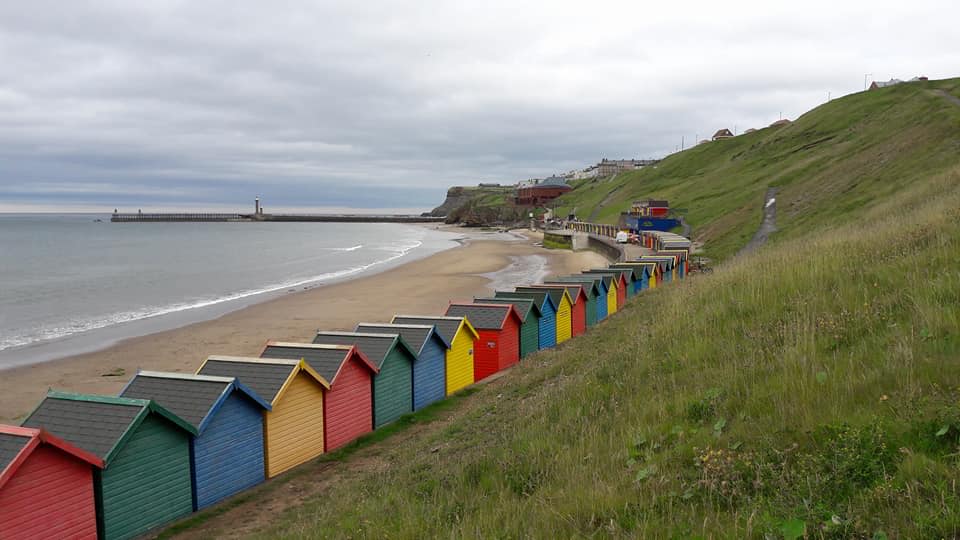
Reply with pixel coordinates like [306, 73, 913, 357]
[392, 315, 479, 395]
[118, 371, 271, 510]
[494, 290, 557, 350]
[22, 391, 197, 540]
[656, 250, 689, 278]
[580, 272, 617, 314]
[626, 261, 661, 289]
[474, 297, 540, 358]
[639, 256, 675, 283]
[548, 276, 605, 325]
[610, 263, 650, 293]
[445, 303, 522, 380]
[356, 323, 450, 411]
[313, 331, 417, 429]
[197, 355, 329, 477]
[257, 344, 377, 452]
[535, 283, 588, 337]
[0, 424, 103, 540]
[583, 270, 627, 309]
[515, 285, 574, 343]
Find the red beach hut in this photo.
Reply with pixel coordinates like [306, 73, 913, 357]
[259, 342, 379, 451]
[0, 424, 103, 540]
[445, 303, 522, 381]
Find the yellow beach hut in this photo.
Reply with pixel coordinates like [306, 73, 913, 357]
[392, 315, 479, 395]
[196, 355, 330, 478]
[516, 285, 574, 344]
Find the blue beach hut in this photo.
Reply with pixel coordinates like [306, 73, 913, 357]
[495, 289, 557, 349]
[119, 371, 271, 510]
[355, 323, 450, 411]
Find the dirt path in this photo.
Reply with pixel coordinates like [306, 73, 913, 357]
[737, 187, 778, 257]
[930, 89, 960, 108]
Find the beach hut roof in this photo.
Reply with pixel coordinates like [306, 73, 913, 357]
[258, 344, 377, 385]
[638, 256, 675, 269]
[0, 425, 103, 490]
[312, 332, 417, 370]
[585, 268, 631, 283]
[355, 323, 451, 353]
[541, 282, 589, 304]
[549, 276, 603, 296]
[118, 371, 272, 434]
[445, 303, 522, 331]
[494, 289, 557, 313]
[473, 297, 539, 321]
[21, 391, 197, 465]
[197, 355, 331, 405]
[390, 315, 480, 344]
[609, 264, 650, 280]
[578, 272, 613, 288]
[515, 285, 573, 309]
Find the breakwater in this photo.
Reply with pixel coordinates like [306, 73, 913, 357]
[110, 212, 446, 223]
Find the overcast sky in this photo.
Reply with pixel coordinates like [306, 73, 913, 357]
[0, 1, 956, 212]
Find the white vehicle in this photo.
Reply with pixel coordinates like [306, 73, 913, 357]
[615, 231, 630, 243]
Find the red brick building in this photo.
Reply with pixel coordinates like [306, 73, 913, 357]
[515, 177, 572, 206]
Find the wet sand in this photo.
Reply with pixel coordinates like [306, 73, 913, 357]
[0, 229, 608, 423]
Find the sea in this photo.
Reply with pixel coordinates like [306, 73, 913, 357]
[0, 214, 461, 370]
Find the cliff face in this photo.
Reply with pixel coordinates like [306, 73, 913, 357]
[429, 185, 526, 226]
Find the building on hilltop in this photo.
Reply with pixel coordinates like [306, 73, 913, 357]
[515, 176, 572, 206]
[596, 158, 658, 177]
[869, 78, 903, 90]
[712, 128, 734, 140]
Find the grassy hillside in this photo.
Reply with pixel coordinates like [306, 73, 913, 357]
[554, 78, 960, 261]
[169, 80, 960, 538]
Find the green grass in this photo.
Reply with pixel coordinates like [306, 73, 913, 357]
[248, 165, 960, 539]
[553, 78, 960, 261]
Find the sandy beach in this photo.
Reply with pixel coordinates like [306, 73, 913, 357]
[0, 229, 608, 423]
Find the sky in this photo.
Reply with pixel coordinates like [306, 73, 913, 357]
[0, 1, 956, 213]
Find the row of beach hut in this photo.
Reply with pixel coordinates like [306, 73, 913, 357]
[0, 239, 691, 540]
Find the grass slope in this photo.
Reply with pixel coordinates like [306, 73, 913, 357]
[553, 78, 960, 261]
[170, 80, 960, 539]
[253, 165, 959, 539]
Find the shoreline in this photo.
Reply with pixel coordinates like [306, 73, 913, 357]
[0, 229, 609, 422]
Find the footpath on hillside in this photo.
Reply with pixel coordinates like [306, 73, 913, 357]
[736, 187, 778, 257]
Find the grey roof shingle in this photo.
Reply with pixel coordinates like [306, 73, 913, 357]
[473, 297, 535, 322]
[515, 286, 566, 308]
[355, 324, 440, 354]
[0, 432, 30, 472]
[495, 290, 553, 312]
[198, 358, 295, 403]
[260, 343, 353, 383]
[445, 304, 509, 330]
[120, 374, 231, 431]
[312, 332, 399, 369]
[578, 272, 613, 288]
[542, 282, 586, 304]
[583, 269, 628, 283]
[549, 276, 602, 296]
[22, 397, 143, 461]
[392, 316, 463, 344]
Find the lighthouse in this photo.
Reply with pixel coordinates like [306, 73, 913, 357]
[255, 197, 261, 215]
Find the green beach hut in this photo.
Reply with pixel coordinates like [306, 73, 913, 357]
[22, 391, 197, 540]
[473, 296, 540, 358]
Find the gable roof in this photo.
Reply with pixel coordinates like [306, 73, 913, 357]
[21, 391, 196, 465]
[473, 297, 539, 321]
[581, 270, 622, 288]
[197, 355, 330, 405]
[119, 371, 271, 434]
[515, 285, 573, 309]
[548, 276, 603, 297]
[494, 289, 557, 313]
[445, 303, 521, 331]
[609, 263, 651, 280]
[391, 315, 480, 344]
[0, 425, 104, 490]
[355, 323, 451, 354]
[540, 282, 588, 304]
[259, 343, 377, 385]
[637, 256, 675, 270]
[312, 331, 417, 369]
[586, 268, 631, 283]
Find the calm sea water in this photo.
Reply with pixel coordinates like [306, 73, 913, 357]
[0, 214, 460, 369]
